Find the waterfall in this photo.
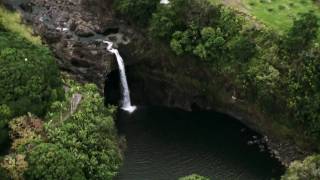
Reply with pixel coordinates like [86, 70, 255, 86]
[103, 41, 136, 113]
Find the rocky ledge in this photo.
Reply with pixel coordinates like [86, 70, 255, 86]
[3, 0, 138, 89]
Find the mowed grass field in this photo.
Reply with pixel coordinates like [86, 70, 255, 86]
[210, 0, 320, 34]
[243, 0, 320, 33]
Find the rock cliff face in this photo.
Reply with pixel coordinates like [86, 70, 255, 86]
[7, 0, 310, 166]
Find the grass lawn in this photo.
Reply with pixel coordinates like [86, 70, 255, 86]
[243, 0, 320, 33]
[210, 0, 320, 34]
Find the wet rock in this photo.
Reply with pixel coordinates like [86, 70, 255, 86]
[75, 24, 94, 37]
[43, 31, 62, 43]
[20, 2, 34, 13]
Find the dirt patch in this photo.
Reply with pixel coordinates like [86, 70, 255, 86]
[222, 0, 248, 13]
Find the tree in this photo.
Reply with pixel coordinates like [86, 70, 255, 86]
[0, 32, 64, 117]
[179, 174, 210, 180]
[283, 12, 319, 55]
[0, 19, 6, 31]
[0, 165, 10, 180]
[1, 154, 28, 180]
[45, 83, 122, 179]
[194, 27, 226, 61]
[149, 6, 180, 39]
[287, 49, 320, 138]
[217, 7, 243, 39]
[230, 35, 257, 62]
[171, 26, 227, 61]
[0, 105, 11, 146]
[26, 143, 85, 180]
[282, 155, 320, 180]
[114, 0, 159, 26]
[170, 25, 201, 56]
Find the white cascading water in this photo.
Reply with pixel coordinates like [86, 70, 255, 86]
[103, 40, 136, 113]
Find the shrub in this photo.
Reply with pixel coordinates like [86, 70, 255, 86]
[283, 12, 319, 55]
[0, 19, 5, 31]
[282, 155, 320, 180]
[170, 25, 200, 56]
[1, 154, 28, 180]
[0, 32, 64, 117]
[8, 115, 44, 153]
[195, 27, 226, 61]
[229, 36, 257, 62]
[0, 9, 59, 149]
[114, 0, 159, 25]
[149, 6, 180, 39]
[1, 114, 45, 180]
[150, 0, 239, 41]
[26, 143, 85, 180]
[45, 83, 122, 179]
[1, 80, 122, 180]
[0, 105, 11, 146]
[170, 26, 228, 61]
[179, 174, 210, 180]
[0, 164, 10, 180]
[286, 49, 320, 139]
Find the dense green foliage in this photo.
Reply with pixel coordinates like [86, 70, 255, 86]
[26, 143, 86, 180]
[0, 105, 11, 146]
[282, 155, 320, 180]
[282, 12, 319, 55]
[44, 82, 122, 179]
[149, 0, 252, 63]
[0, 6, 122, 179]
[1, 114, 44, 179]
[0, 31, 63, 117]
[286, 48, 320, 139]
[1, 80, 122, 179]
[179, 174, 210, 180]
[0, 165, 9, 180]
[0, 19, 63, 147]
[114, 0, 159, 25]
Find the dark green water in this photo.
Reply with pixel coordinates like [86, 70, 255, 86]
[116, 107, 284, 180]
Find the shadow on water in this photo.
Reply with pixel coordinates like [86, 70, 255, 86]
[115, 106, 285, 180]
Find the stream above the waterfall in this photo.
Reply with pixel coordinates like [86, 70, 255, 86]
[115, 107, 285, 180]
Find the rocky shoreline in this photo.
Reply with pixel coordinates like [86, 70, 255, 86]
[2, 0, 312, 167]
